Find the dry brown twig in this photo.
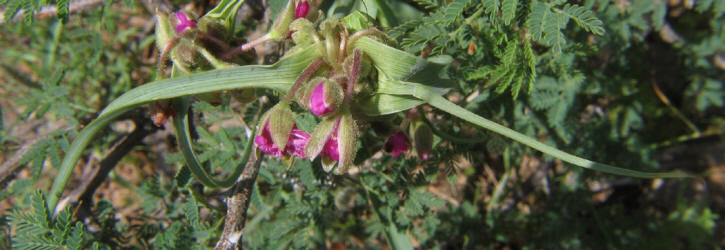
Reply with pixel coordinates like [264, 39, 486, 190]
[213, 153, 262, 250]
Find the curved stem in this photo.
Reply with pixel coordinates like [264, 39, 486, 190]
[172, 97, 256, 188]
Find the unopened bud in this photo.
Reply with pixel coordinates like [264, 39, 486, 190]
[155, 12, 175, 52]
[305, 112, 358, 173]
[257, 103, 296, 151]
[295, 1, 309, 19]
[384, 131, 410, 158]
[268, 0, 297, 40]
[309, 80, 342, 116]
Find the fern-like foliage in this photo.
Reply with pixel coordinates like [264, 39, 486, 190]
[1, 0, 70, 22]
[527, 0, 604, 54]
[8, 191, 102, 249]
[410, 0, 440, 10]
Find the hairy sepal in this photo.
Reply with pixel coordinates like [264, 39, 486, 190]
[267, 103, 296, 150]
[336, 112, 358, 173]
[268, 0, 296, 40]
[305, 116, 338, 160]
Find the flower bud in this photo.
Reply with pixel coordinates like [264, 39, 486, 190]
[173, 12, 197, 34]
[268, 0, 297, 40]
[155, 12, 175, 52]
[289, 18, 316, 46]
[384, 131, 410, 158]
[309, 80, 342, 116]
[295, 1, 309, 19]
[305, 112, 358, 173]
[257, 103, 296, 151]
[410, 120, 433, 160]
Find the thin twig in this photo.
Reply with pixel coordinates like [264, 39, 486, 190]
[213, 154, 262, 250]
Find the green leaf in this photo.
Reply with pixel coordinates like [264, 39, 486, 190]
[443, 0, 468, 26]
[378, 80, 693, 178]
[49, 44, 319, 211]
[560, 3, 605, 35]
[501, 0, 518, 25]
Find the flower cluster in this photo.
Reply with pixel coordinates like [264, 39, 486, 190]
[251, 0, 433, 173]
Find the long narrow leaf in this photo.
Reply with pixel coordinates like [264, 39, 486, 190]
[48, 46, 318, 213]
[379, 81, 693, 179]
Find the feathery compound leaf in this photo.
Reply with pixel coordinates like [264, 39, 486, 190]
[482, 0, 500, 17]
[527, 1, 603, 53]
[501, 0, 518, 25]
[542, 9, 568, 54]
[560, 3, 605, 35]
[411, 0, 439, 9]
[443, 0, 469, 26]
[527, 1, 551, 42]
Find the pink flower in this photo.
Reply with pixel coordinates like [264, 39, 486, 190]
[254, 123, 310, 158]
[309, 82, 335, 116]
[384, 132, 410, 158]
[174, 12, 197, 34]
[295, 1, 309, 19]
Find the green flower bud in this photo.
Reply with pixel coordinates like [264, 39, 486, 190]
[155, 12, 175, 52]
[289, 18, 317, 47]
[268, 0, 297, 40]
[257, 103, 296, 151]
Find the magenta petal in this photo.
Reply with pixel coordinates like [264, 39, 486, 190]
[322, 137, 339, 161]
[174, 12, 197, 34]
[319, 119, 340, 161]
[254, 123, 283, 157]
[295, 1, 309, 19]
[309, 82, 334, 116]
[385, 132, 410, 158]
[284, 128, 310, 158]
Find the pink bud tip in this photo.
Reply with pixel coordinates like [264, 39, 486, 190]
[310, 82, 334, 116]
[174, 12, 197, 34]
[384, 132, 410, 158]
[295, 1, 309, 19]
[254, 123, 310, 158]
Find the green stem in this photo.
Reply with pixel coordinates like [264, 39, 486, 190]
[172, 97, 256, 188]
[418, 108, 487, 144]
[384, 81, 694, 179]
